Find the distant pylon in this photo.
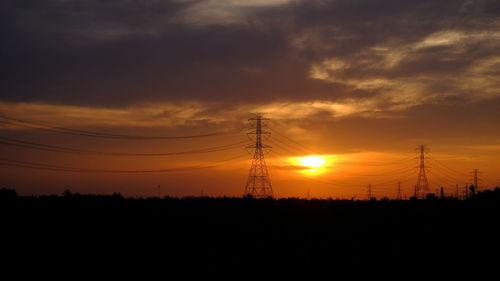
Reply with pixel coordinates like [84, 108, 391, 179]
[472, 169, 480, 192]
[414, 145, 430, 199]
[397, 181, 402, 200]
[367, 184, 372, 200]
[244, 113, 273, 198]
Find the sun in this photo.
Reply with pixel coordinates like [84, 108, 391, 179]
[292, 155, 330, 175]
[298, 156, 326, 168]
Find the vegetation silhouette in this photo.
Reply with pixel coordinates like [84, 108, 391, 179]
[0, 187, 17, 199]
[2, 187, 499, 274]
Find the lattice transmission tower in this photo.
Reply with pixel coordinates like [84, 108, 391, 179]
[471, 168, 481, 192]
[414, 145, 430, 199]
[244, 113, 273, 198]
[397, 181, 402, 200]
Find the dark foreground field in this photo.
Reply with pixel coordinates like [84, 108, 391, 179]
[2, 188, 499, 275]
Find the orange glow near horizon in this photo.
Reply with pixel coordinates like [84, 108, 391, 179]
[0, 103, 499, 199]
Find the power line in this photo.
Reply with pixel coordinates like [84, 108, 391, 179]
[269, 137, 417, 191]
[428, 169, 463, 186]
[0, 115, 247, 140]
[271, 125, 417, 166]
[0, 136, 249, 157]
[430, 159, 468, 177]
[331, 163, 416, 179]
[0, 154, 247, 174]
[302, 172, 371, 187]
[270, 136, 416, 179]
[429, 163, 466, 182]
[267, 139, 297, 156]
[427, 171, 460, 187]
[268, 126, 314, 154]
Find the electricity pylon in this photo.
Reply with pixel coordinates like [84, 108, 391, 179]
[414, 145, 430, 199]
[244, 113, 273, 198]
[471, 169, 481, 192]
[397, 181, 402, 200]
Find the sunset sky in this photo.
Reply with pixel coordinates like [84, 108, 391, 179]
[1, 0, 499, 198]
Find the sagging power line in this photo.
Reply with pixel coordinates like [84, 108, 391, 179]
[0, 115, 247, 140]
[0, 154, 247, 174]
[0, 136, 248, 157]
[0, 113, 496, 198]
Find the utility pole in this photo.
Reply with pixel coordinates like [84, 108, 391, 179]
[397, 181, 402, 200]
[244, 113, 273, 198]
[414, 145, 430, 199]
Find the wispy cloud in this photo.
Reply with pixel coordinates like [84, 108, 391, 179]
[171, 0, 291, 26]
[0, 102, 212, 128]
[0, 98, 419, 132]
[308, 28, 500, 112]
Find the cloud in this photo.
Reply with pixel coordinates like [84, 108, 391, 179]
[0, 0, 191, 43]
[0, 99, 395, 130]
[1, 0, 500, 118]
[308, 27, 500, 110]
[171, 0, 291, 26]
[0, 101, 213, 128]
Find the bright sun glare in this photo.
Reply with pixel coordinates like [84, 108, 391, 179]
[293, 155, 329, 175]
[298, 156, 326, 168]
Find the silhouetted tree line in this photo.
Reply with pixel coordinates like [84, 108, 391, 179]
[2, 186, 499, 201]
[1, 186, 499, 275]
[0, 187, 17, 199]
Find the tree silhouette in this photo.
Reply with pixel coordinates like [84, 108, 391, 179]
[0, 188, 17, 200]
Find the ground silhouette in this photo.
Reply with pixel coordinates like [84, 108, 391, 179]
[1, 187, 499, 274]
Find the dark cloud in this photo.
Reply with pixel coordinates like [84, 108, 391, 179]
[1, 0, 499, 108]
